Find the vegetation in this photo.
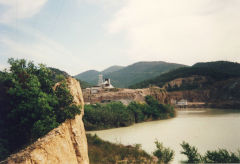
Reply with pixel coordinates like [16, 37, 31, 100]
[75, 61, 185, 88]
[101, 65, 124, 74]
[48, 67, 70, 83]
[181, 141, 240, 163]
[153, 140, 174, 163]
[87, 134, 153, 164]
[49, 67, 92, 89]
[180, 141, 202, 163]
[75, 70, 99, 85]
[76, 79, 93, 89]
[83, 95, 175, 130]
[130, 61, 240, 89]
[0, 59, 81, 160]
[88, 136, 240, 164]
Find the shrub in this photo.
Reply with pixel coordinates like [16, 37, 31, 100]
[180, 141, 202, 163]
[0, 58, 81, 160]
[180, 142, 240, 163]
[153, 140, 174, 163]
[84, 96, 175, 131]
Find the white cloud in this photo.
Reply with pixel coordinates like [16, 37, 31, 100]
[0, 0, 48, 23]
[107, 0, 240, 65]
[0, 24, 83, 75]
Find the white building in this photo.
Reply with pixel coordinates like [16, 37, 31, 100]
[101, 78, 114, 89]
[176, 99, 188, 106]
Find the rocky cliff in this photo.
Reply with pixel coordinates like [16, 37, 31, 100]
[3, 78, 89, 164]
[83, 87, 170, 105]
[167, 77, 240, 108]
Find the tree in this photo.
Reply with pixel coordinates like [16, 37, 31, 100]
[153, 140, 174, 163]
[180, 141, 202, 163]
[0, 58, 81, 160]
[181, 141, 240, 163]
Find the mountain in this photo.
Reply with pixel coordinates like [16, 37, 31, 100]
[130, 61, 240, 89]
[75, 70, 100, 85]
[74, 61, 186, 88]
[102, 65, 124, 74]
[49, 67, 70, 82]
[130, 61, 240, 108]
[49, 67, 92, 89]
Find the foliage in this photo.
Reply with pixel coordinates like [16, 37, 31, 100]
[87, 134, 153, 164]
[48, 67, 70, 83]
[181, 141, 240, 163]
[83, 102, 135, 130]
[0, 58, 81, 160]
[153, 140, 174, 163]
[130, 61, 240, 89]
[83, 96, 175, 130]
[76, 79, 93, 89]
[180, 141, 202, 163]
[203, 149, 240, 163]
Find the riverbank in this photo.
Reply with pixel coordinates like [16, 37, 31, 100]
[83, 96, 176, 131]
[88, 109, 240, 163]
[87, 134, 155, 164]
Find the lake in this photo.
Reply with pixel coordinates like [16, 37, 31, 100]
[88, 108, 240, 163]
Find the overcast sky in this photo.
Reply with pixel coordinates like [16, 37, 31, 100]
[0, 0, 240, 75]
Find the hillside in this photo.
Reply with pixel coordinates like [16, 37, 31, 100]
[130, 61, 240, 89]
[75, 61, 185, 88]
[75, 70, 100, 85]
[129, 61, 240, 108]
[102, 65, 124, 74]
[49, 67, 70, 82]
[49, 67, 92, 89]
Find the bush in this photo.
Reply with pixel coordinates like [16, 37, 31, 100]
[153, 140, 174, 163]
[87, 134, 152, 164]
[0, 58, 81, 160]
[203, 149, 240, 163]
[84, 96, 176, 131]
[181, 141, 240, 163]
[180, 141, 202, 163]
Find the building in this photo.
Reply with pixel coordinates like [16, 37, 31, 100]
[176, 99, 188, 106]
[101, 78, 114, 89]
[98, 74, 103, 86]
[85, 75, 114, 95]
[97, 74, 114, 89]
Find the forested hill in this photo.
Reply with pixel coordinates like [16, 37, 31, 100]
[49, 67, 92, 89]
[102, 65, 124, 74]
[48, 67, 70, 82]
[75, 70, 100, 85]
[74, 61, 185, 88]
[130, 61, 240, 89]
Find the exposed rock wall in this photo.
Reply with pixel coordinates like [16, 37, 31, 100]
[4, 78, 89, 164]
[83, 87, 170, 105]
[168, 90, 210, 102]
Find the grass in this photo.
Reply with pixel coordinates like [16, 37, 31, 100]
[87, 134, 155, 164]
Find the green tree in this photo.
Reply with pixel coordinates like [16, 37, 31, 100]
[0, 58, 81, 160]
[180, 141, 202, 163]
[203, 149, 240, 163]
[153, 140, 174, 163]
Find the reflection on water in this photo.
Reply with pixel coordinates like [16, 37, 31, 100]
[88, 108, 240, 163]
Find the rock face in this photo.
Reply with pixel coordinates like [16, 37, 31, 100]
[83, 87, 170, 105]
[4, 78, 89, 164]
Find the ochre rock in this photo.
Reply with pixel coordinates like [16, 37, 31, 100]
[4, 78, 89, 164]
[83, 87, 170, 105]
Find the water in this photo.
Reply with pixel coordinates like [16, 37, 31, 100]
[88, 109, 240, 163]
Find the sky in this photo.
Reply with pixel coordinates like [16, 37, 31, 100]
[0, 0, 240, 75]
